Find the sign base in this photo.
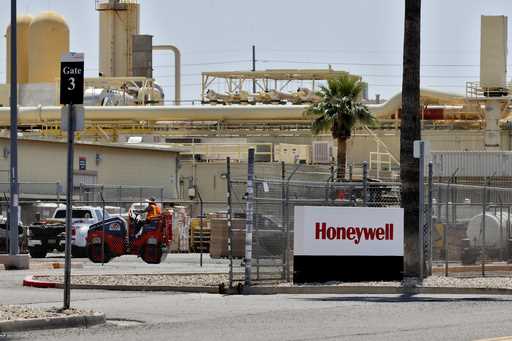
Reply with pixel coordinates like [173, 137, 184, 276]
[293, 255, 403, 284]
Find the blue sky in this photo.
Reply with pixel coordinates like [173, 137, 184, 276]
[1, 0, 512, 102]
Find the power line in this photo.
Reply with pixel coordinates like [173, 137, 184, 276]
[259, 59, 512, 68]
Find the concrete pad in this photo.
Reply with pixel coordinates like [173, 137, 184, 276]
[0, 254, 30, 270]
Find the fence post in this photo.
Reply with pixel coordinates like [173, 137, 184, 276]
[418, 142, 425, 279]
[285, 178, 291, 282]
[281, 161, 287, 280]
[444, 178, 450, 277]
[118, 186, 122, 218]
[427, 161, 433, 276]
[481, 178, 487, 277]
[56, 182, 61, 204]
[362, 161, 368, 206]
[245, 148, 255, 286]
[226, 157, 234, 288]
[451, 178, 457, 224]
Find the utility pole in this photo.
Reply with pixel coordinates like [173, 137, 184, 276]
[1, 0, 29, 270]
[252, 45, 256, 94]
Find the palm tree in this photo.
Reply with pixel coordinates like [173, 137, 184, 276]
[401, 0, 422, 277]
[305, 75, 374, 181]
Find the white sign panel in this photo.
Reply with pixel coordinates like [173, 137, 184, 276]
[413, 140, 430, 159]
[294, 206, 404, 256]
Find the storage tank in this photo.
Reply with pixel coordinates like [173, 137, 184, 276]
[97, 0, 140, 77]
[28, 12, 69, 84]
[466, 211, 509, 248]
[5, 15, 33, 84]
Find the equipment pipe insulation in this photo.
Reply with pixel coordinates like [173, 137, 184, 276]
[153, 45, 180, 105]
[0, 105, 492, 125]
[0, 88, 504, 125]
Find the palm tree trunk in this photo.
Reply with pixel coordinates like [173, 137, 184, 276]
[401, 0, 422, 277]
[336, 137, 347, 182]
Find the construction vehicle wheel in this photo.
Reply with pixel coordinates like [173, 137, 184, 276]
[88, 243, 111, 263]
[141, 244, 162, 264]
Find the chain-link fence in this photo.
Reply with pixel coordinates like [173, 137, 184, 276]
[226, 158, 402, 286]
[431, 175, 512, 277]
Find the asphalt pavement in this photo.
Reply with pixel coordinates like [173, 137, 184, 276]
[2, 254, 512, 340]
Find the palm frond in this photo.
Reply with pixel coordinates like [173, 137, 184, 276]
[305, 74, 372, 138]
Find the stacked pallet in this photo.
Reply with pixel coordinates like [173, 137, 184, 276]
[209, 218, 245, 258]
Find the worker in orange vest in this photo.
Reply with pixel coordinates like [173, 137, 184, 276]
[146, 197, 161, 220]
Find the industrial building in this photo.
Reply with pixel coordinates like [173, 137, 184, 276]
[0, 137, 183, 223]
[0, 0, 509, 205]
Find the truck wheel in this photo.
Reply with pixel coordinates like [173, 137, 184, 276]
[29, 246, 47, 258]
[141, 244, 162, 264]
[87, 243, 112, 263]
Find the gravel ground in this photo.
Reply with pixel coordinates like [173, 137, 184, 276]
[35, 273, 512, 289]
[281, 276, 512, 289]
[41, 273, 234, 287]
[0, 305, 91, 322]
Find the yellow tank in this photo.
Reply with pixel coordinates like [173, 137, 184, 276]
[5, 15, 33, 84]
[98, 1, 140, 77]
[28, 12, 69, 84]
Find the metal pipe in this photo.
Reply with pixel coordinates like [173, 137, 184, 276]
[0, 103, 486, 125]
[153, 45, 181, 105]
[0, 105, 309, 124]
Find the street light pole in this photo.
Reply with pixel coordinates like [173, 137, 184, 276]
[9, 0, 19, 256]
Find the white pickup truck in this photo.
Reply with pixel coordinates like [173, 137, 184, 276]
[28, 205, 109, 258]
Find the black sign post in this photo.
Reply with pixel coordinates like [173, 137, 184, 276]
[60, 52, 84, 310]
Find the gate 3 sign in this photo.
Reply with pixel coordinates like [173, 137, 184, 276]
[60, 52, 84, 105]
[294, 206, 404, 256]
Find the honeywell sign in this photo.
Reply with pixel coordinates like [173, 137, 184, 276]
[294, 206, 404, 256]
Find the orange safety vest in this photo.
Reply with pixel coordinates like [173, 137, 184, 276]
[147, 203, 161, 220]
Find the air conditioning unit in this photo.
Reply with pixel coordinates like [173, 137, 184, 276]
[275, 144, 311, 164]
[312, 141, 332, 164]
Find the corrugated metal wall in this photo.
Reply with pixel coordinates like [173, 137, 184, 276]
[430, 151, 512, 177]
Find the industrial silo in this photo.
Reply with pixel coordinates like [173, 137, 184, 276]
[28, 11, 69, 84]
[5, 15, 33, 84]
[97, 0, 140, 77]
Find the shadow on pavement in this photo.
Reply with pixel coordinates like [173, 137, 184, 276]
[295, 294, 512, 303]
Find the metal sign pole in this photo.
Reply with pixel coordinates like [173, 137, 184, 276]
[60, 52, 84, 310]
[9, 0, 19, 257]
[414, 140, 429, 279]
[63, 104, 74, 310]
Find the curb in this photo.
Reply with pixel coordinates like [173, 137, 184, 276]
[23, 276, 57, 288]
[23, 275, 221, 294]
[0, 313, 105, 333]
[22, 275, 512, 296]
